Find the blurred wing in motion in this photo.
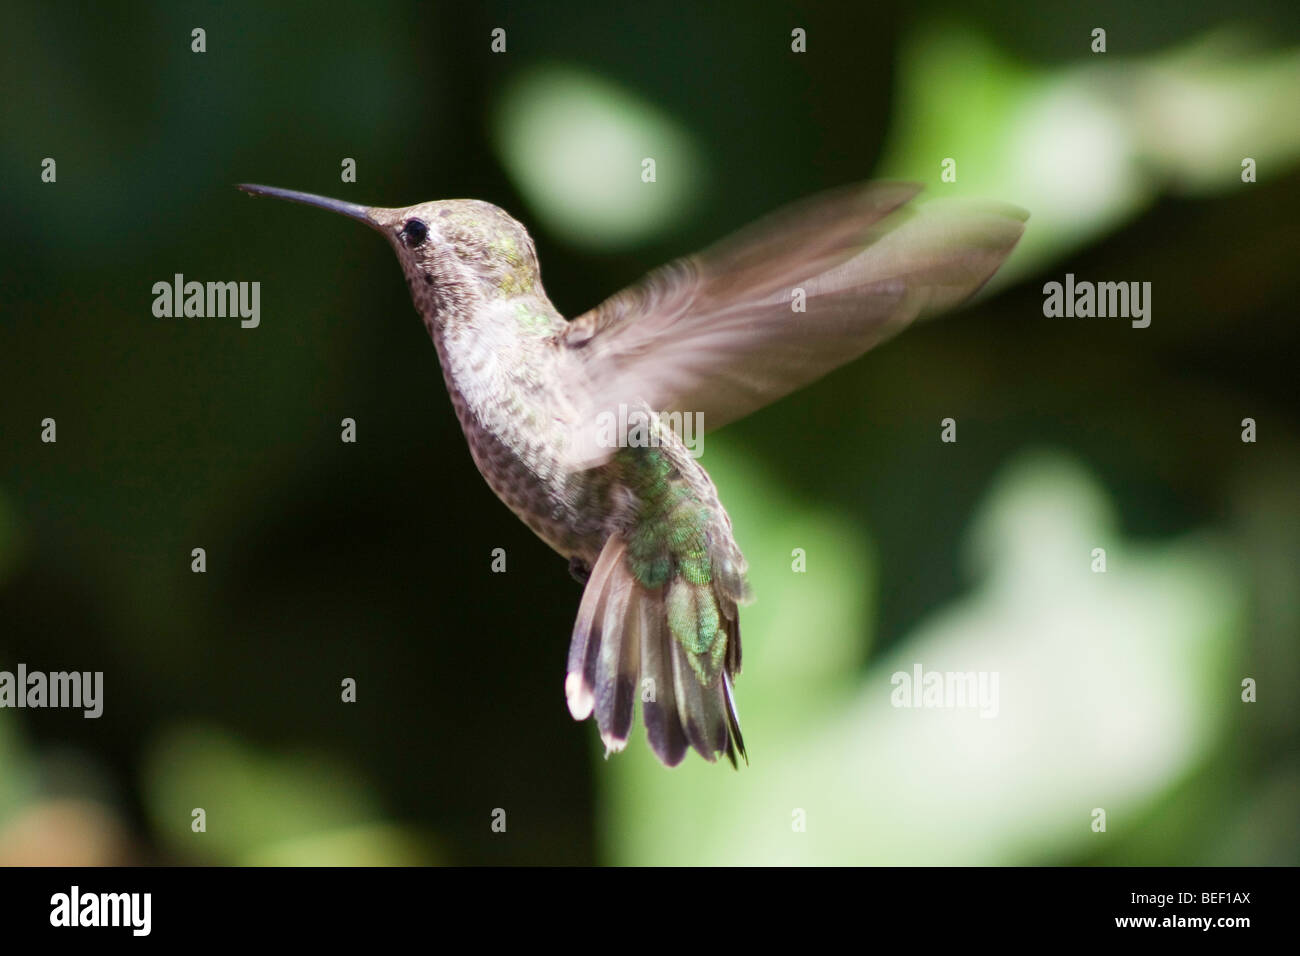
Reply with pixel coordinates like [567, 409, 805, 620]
[560, 182, 1027, 467]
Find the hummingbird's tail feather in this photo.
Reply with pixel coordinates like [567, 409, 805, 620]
[721, 609, 746, 766]
[565, 533, 747, 767]
[668, 624, 729, 760]
[638, 591, 690, 766]
[566, 535, 647, 749]
[566, 533, 643, 753]
[565, 536, 626, 723]
[722, 670, 745, 767]
[593, 574, 640, 751]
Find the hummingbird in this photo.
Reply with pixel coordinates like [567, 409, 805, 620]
[237, 181, 1026, 767]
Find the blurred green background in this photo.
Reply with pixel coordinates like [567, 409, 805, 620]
[1, 0, 1297, 865]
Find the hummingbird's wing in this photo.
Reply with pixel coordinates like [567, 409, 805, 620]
[559, 182, 1026, 467]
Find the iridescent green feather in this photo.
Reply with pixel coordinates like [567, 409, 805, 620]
[618, 446, 726, 681]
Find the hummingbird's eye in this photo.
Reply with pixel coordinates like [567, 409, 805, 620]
[400, 218, 429, 248]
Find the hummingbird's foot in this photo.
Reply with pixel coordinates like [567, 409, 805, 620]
[568, 556, 592, 585]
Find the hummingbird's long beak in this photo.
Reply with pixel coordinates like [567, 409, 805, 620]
[237, 184, 380, 230]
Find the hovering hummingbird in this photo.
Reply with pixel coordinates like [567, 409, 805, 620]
[237, 181, 1026, 767]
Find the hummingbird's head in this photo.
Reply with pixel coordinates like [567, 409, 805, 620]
[371, 199, 542, 310]
[237, 185, 543, 329]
